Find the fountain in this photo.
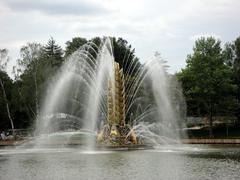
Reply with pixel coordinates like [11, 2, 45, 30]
[33, 37, 186, 149]
[96, 62, 139, 147]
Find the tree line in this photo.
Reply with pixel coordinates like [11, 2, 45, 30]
[0, 35, 239, 136]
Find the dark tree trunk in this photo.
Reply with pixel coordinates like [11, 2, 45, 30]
[0, 78, 15, 137]
[237, 85, 240, 125]
[209, 100, 214, 138]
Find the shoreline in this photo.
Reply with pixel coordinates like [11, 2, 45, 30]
[1, 139, 240, 146]
[0, 140, 27, 146]
[182, 139, 240, 144]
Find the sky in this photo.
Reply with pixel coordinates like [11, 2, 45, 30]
[0, 0, 240, 76]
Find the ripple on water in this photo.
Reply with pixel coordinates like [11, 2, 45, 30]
[0, 145, 240, 180]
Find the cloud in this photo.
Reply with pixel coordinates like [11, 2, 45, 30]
[0, 0, 240, 77]
[1, 0, 110, 16]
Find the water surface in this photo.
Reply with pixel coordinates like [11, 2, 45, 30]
[0, 145, 239, 180]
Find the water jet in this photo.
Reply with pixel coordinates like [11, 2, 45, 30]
[33, 37, 186, 149]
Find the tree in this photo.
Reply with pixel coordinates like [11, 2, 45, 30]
[87, 37, 141, 77]
[43, 37, 63, 67]
[177, 37, 233, 136]
[112, 37, 140, 75]
[18, 43, 43, 118]
[0, 49, 15, 133]
[65, 37, 87, 57]
[87, 37, 140, 71]
[223, 37, 240, 124]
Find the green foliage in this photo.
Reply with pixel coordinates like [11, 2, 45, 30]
[65, 37, 88, 57]
[177, 37, 235, 135]
[111, 37, 141, 76]
[85, 36, 141, 77]
[43, 37, 64, 67]
[222, 37, 240, 122]
[0, 71, 13, 130]
[233, 38, 240, 121]
[0, 49, 9, 71]
[14, 42, 60, 128]
[0, 49, 15, 131]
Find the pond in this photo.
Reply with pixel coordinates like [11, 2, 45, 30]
[0, 145, 240, 180]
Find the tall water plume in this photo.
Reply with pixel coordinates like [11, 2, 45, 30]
[35, 37, 186, 146]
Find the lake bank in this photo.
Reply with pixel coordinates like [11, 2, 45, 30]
[182, 138, 240, 144]
[0, 140, 27, 146]
[2, 138, 240, 146]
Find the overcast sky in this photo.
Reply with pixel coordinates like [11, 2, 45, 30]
[0, 0, 240, 75]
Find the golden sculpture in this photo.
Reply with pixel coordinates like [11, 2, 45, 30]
[97, 62, 137, 146]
